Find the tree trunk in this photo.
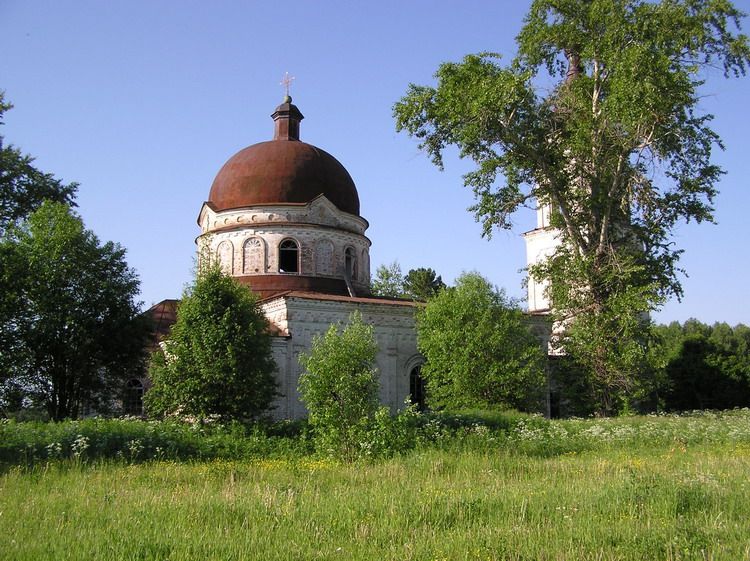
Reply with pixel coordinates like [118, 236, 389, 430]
[565, 49, 583, 84]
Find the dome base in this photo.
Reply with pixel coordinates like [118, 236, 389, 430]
[236, 274, 371, 300]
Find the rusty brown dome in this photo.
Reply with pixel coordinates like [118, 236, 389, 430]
[207, 98, 360, 216]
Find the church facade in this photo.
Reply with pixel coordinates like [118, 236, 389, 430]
[136, 95, 554, 420]
[193, 96, 423, 419]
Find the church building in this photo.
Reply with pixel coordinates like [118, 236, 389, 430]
[192, 95, 424, 419]
[136, 94, 553, 420]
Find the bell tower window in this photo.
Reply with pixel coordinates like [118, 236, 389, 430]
[279, 239, 299, 273]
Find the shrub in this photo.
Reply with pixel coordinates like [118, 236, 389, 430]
[145, 266, 277, 422]
[0, 417, 312, 467]
[298, 312, 379, 461]
[417, 272, 546, 410]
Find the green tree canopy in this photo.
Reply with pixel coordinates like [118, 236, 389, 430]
[370, 261, 405, 298]
[0, 202, 149, 420]
[649, 320, 750, 411]
[395, 0, 750, 414]
[298, 311, 379, 461]
[0, 93, 78, 235]
[416, 272, 545, 411]
[145, 266, 277, 422]
[403, 267, 446, 300]
[372, 262, 447, 301]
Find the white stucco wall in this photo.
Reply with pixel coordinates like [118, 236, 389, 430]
[261, 295, 421, 420]
[197, 196, 372, 290]
[523, 204, 560, 314]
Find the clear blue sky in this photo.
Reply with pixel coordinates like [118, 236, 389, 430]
[2, 0, 748, 325]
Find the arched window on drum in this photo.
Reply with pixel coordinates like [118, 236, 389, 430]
[243, 237, 265, 274]
[216, 240, 234, 274]
[315, 239, 334, 276]
[279, 239, 300, 273]
[360, 248, 369, 283]
[345, 247, 357, 280]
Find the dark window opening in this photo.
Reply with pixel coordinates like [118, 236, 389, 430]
[124, 379, 144, 416]
[279, 239, 299, 273]
[549, 390, 561, 419]
[409, 366, 426, 411]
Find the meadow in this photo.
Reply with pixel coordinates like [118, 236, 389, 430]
[1, 410, 749, 560]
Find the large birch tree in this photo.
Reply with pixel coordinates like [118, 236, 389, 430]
[394, 0, 750, 413]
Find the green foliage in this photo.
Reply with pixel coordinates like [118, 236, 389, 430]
[403, 267, 446, 300]
[0, 202, 149, 420]
[145, 266, 277, 422]
[298, 312, 379, 461]
[370, 260, 404, 298]
[416, 272, 545, 410]
[554, 319, 750, 415]
[0, 93, 78, 235]
[354, 404, 420, 459]
[3, 408, 750, 468]
[371, 262, 446, 301]
[556, 279, 657, 414]
[0, 417, 312, 466]
[650, 320, 750, 411]
[3, 411, 750, 561]
[394, 0, 750, 414]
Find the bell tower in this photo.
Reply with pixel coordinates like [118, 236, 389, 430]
[523, 203, 559, 314]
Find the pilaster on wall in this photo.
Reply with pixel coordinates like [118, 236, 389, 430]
[264, 295, 421, 420]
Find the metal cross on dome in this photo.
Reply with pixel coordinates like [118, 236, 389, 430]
[280, 72, 295, 97]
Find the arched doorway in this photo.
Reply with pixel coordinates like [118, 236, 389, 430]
[409, 365, 427, 411]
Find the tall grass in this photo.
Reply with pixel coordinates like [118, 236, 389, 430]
[2, 410, 749, 560]
[2, 444, 749, 560]
[3, 408, 750, 465]
[0, 417, 312, 467]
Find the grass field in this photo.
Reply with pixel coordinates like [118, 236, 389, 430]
[2, 411, 749, 560]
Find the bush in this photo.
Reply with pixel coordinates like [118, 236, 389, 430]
[417, 272, 546, 410]
[298, 312, 379, 461]
[648, 320, 750, 412]
[0, 417, 312, 467]
[146, 266, 277, 422]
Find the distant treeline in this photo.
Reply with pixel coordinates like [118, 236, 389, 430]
[554, 320, 750, 416]
[652, 320, 750, 411]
